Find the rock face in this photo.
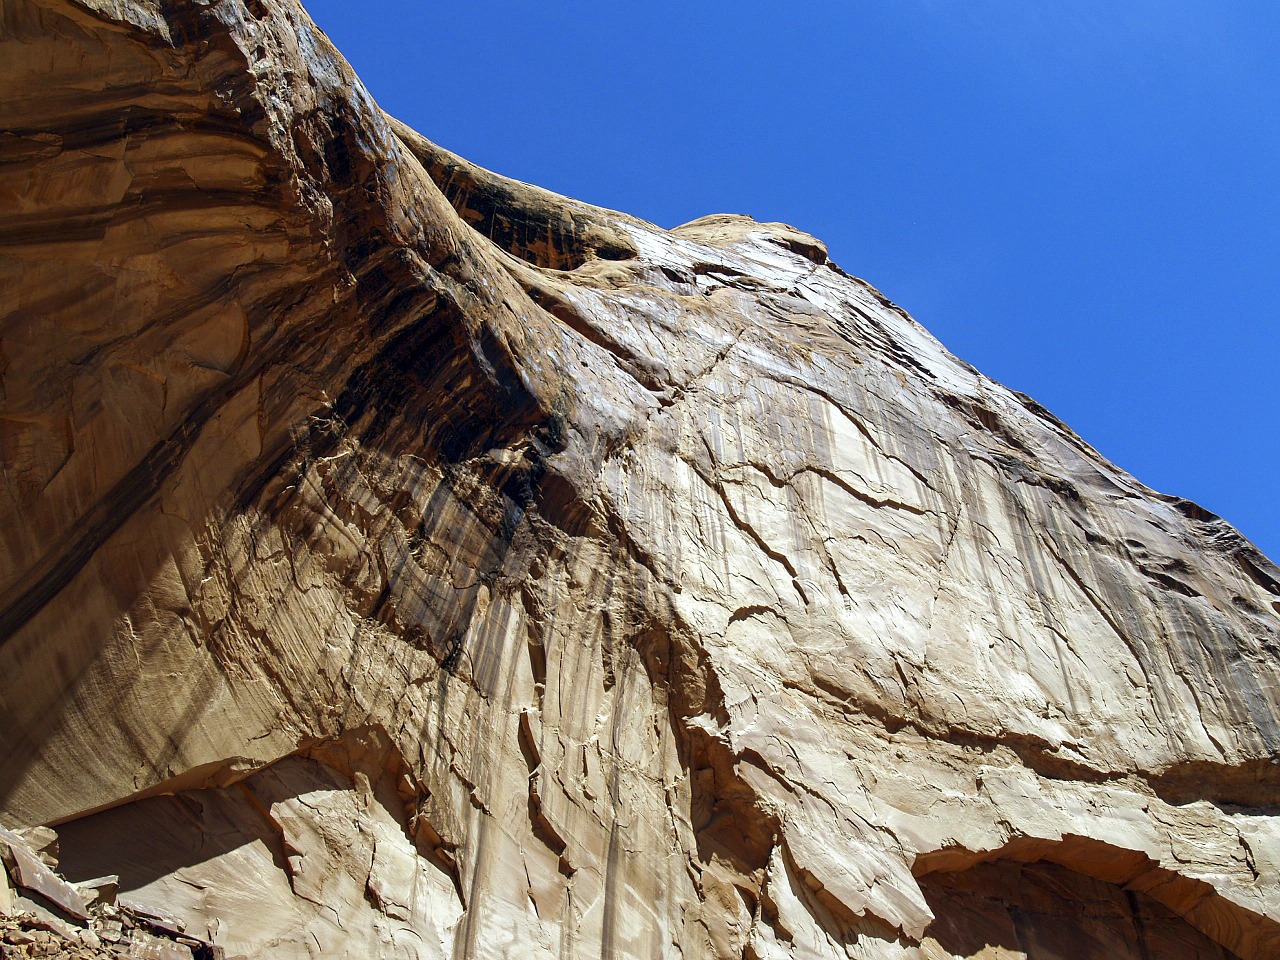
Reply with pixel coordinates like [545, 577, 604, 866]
[2, 2, 1279, 958]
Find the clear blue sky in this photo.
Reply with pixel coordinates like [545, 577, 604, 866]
[304, 0, 1279, 561]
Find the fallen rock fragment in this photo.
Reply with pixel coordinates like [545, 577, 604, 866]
[117, 902, 184, 940]
[10, 832, 57, 873]
[0, 863, 13, 918]
[69, 880, 116, 912]
[127, 930, 194, 960]
[0, 832, 87, 923]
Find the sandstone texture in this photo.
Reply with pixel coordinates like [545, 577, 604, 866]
[2, 2, 1280, 958]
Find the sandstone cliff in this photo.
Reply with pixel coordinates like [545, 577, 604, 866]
[2, 2, 1279, 958]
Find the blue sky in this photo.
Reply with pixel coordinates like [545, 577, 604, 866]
[304, 1, 1279, 560]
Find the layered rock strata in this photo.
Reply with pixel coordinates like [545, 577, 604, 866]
[2, 1, 1279, 958]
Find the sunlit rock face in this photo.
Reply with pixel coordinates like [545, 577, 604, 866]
[2, 2, 1279, 958]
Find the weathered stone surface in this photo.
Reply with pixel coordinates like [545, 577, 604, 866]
[1, 1, 1278, 958]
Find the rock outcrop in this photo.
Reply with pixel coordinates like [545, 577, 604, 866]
[2, 2, 1278, 958]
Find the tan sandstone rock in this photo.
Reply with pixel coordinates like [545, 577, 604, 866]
[2, 1, 1278, 958]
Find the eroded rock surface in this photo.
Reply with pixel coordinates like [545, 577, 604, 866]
[2, 2, 1279, 958]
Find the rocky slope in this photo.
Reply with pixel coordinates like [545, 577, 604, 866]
[2, 1, 1279, 958]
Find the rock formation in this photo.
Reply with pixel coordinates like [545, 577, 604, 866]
[2, 1, 1279, 958]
